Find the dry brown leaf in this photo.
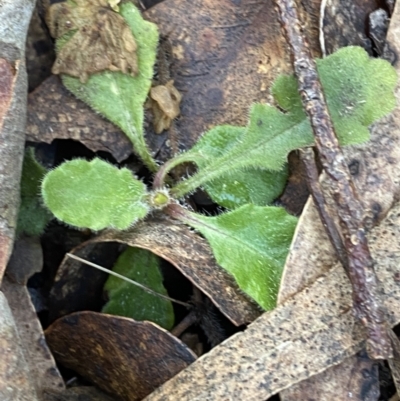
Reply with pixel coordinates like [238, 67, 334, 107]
[45, 311, 196, 401]
[46, 0, 138, 83]
[2, 278, 65, 397]
[143, 201, 400, 400]
[44, 386, 117, 401]
[278, 351, 379, 400]
[25, 5, 55, 91]
[0, 291, 40, 400]
[149, 80, 182, 134]
[50, 215, 260, 326]
[48, 242, 120, 322]
[6, 236, 43, 285]
[26, 75, 134, 163]
[0, 0, 34, 280]
[321, 0, 378, 56]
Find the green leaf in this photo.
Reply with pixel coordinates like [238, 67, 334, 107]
[172, 204, 298, 310]
[194, 126, 288, 208]
[170, 46, 397, 198]
[102, 247, 174, 330]
[41, 158, 149, 230]
[274, 46, 397, 145]
[59, 3, 159, 172]
[204, 166, 288, 209]
[17, 148, 52, 236]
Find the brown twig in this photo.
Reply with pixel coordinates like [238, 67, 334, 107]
[274, 0, 392, 359]
[300, 148, 349, 272]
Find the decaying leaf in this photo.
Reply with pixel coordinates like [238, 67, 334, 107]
[26, 76, 137, 163]
[6, 236, 43, 285]
[47, 0, 138, 83]
[321, 0, 378, 56]
[0, 0, 34, 281]
[149, 80, 182, 134]
[0, 291, 39, 400]
[2, 278, 65, 396]
[45, 311, 196, 401]
[44, 386, 116, 401]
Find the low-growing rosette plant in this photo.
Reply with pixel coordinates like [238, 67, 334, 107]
[41, 1, 397, 311]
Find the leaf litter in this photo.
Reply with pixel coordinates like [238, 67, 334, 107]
[4, 0, 400, 400]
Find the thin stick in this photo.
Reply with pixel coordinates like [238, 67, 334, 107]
[170, 310, 197, 337]
[300, 148, 349, 272]
[66, 253, 191, 308]
[274, 0, 392, 359]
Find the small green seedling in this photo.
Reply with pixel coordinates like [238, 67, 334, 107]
[41, 2, 397, 311]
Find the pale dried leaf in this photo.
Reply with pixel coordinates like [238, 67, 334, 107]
[0, 291, 39, 401]
[2, 278, 65, 396]
[0, 0, 34, 281]
[6, 236, 43, 285]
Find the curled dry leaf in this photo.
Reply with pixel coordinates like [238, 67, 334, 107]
[50, 215, 260, 326]
[26, 76, 133, 163]
[149, 80, 182, 134]
[0, 291, 39, 400]
[46, 0, 138, 83]
[2, 278, 65, 396]
[45, 311, 196, 401]
[321, 0, 378, 56]
[0, 0, 34, 281]
[44, 386, 116, 401]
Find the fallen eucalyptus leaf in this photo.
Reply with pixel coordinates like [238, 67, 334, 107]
[168, 204, 297, 310]
[42, 158, 149, 230]
[26, 76, 134, 163]
[45, 311, 196, 401]
[103, 246, 175, 330]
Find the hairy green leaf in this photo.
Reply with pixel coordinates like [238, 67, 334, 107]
[195, 126, 288, 208]
[42, 158, 149, 230]
[273, 46, 397, 144]
[17, 148, 52, 236]
[171, 46, 397, 197]
[59, 3, 159, 172]
[102, 247, 174, 330]
[172, 204, 298, 310]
